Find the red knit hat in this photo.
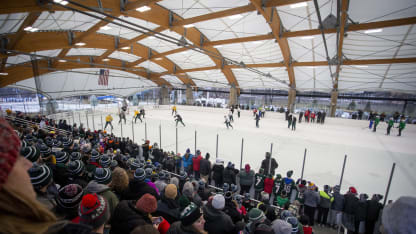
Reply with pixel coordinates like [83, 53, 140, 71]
[136, 193, 157, 213]
[349, 186, 357, 194]
[0, 118, 21, 190]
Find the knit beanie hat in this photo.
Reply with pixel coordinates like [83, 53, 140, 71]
[164, 184, 178, 199]
[20, 146, 40, 162]
[110, 160, 118, 170]
[56, 184, 83, 209]
[39, 144, 52, 156]
[21, 139, 28, 148]
[249, 208, 265, 222]
[145, 168, 153, 178]
[90, 149, 100, 162]
[212, 194, 225, 210]
[170, 177, 179, 188]
[382, 196, 416, 234]
[94, 168, 112, 185]
[180, 202, 202, 226]
[130, 159, 142, 171]
[135, 193, 157, 213]
[134, 168, 146, 181]
[28, 163, 53, 189]
[286, 170, 293, 178]
[178, 195, 190, 210]
[349, 186, 357, 194]
[72, 143, 80, 152]
[45, 137, 54, 147]
[53, 139, 62, 148]
[55, 151, 69, 164]
[182, 181, 194, 198]
[179, 170, 187, 180]
[99, 155, 111, 168]
[285, 216, 299, 234]
[0, 118, 21, 190]
[70, 152, 82, 161]
[78, 193, 110, 229]
[68, 160, 85, 175]
[333, 185, 340, 193]
[224, 191, 233, 201]
[62, 137, 73, 148]
[25, 134, 35, 144]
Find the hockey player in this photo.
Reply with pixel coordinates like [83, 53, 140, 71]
[134, 109, 142, 123]
[254, 113, 260, 128]
[224, 115, 233, 129]
[172, 105, 177, 115]
[292, 116, 297, 131]
[386, 117, 394, 135]
[174, 113, 185, 127]
[373, 115, 380, 132]
[398, 118, 406, 136]
[104, 114, 113, 130]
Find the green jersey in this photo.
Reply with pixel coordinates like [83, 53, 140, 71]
[388, 119, 394, 127]
[273, 178, 283, 195]
[254, 173, 266, 191]
[399, 121, 406, 129]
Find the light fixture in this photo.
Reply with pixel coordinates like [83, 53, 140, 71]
[148, 36, 155, 39]
[353, 65, 368, 68]
[121, 46, 130, 50]
[54, 0, 68, 5]
[290, 2, 307, 8]
[228, 14, 243, 20]
[100, 25, 112, 30]
[75, 42, 86, 46]
[301, 36, 314, 40]
[184, 24, 195, 28]
[213, 45, 223, 48]
[102, 58, 110, 61]
[0, 72, 8, 76]
[24, 26, 39, 32]
[252, 41, 262, 44]
[364, 29, 382, 34]
[136, 6, 151, 12]
[154, 58, 163, 60]
[58, 59, 66, 62]
[53, 0, 62, 2]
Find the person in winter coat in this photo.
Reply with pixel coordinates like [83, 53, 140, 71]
[329, 185, 344, 229]
[122, 168, 160, 201]
[299, 111, 304, 123]
[199, 153, 211, 183]
[263, 174, 274, 195]
[192, 150, 203, 180]
[342, 187, 359, 233]
[203, 194, 241, 234]
[212, 159, 225, 187]
[260, 152, 278, 176]
[151, 143, 164, 164]
[317, 185, 333, 226]
[239, 164, 254, 195]
[365, 194, 383, 234]
[255, 113, 260, 128]
[355, 193, 368, 233]
[276, 190, 289, 208]
[85, 179, 119, 219]
[156, 184, 180, 224]
[182, 149, 194, 175]
[54, 184, 84, 220]
[223, 162, 236, 185]
[303, 183, 320, 226]
[167, 202, 207, 234]
[110, 193, 158, 234]
[254, 168, 266, 200]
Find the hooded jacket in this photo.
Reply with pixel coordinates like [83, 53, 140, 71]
[156, 196, 180, 224]
[84, 181, 119, 217]
[203, 203, 237, 234]
[192, 154, 203, 171]
[239, 169, 255, 186]
[304, 189, 320, 208]
[212, 164, 224, 183]
[199, 158, 211, 175]
[110, 200, 152, 234]
[121, 179, 160, 201]
[223, 166, 236, 185]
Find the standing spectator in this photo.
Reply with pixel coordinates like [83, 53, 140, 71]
[288, 114, 293, 129]
[355, 193, 368, 233]
[182, 149, 194, 176]
[78, 193, 110, 234]
[255, 113, 260, 128]
[343, 187, 359, 233]
[237, 106, 241, 118]
[303, 183, 320, 226]
[212, 159, 224, 188]
[321, 111, 326, 124]
[254, 168, 266, 200]
[311, 112, 316, 123]
[260, 152, 278, 176]
[365, 194, 383, 234]
[199, 153, 211, 183]
[263, 174, 274, 196]
[192, 150, 203, 180]
[329, 185, 344, 229]
[299, 111, 304, 123]
[317, 185, 333, 226]
[304, 110, 310, 122]
[167, 202, 206, 234]
[223, 162, 236, 186]
[239, 164, 254, 195]
[203, 194, 240, 234]
[156, 184, 180, 224]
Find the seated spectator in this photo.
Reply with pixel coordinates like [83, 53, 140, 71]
[54, 184, 84, 220]
[122, 168, 159, 201]
[156, 184, 181, 224]
[167, 202, 206, 234]
[77, 193, 110, 234]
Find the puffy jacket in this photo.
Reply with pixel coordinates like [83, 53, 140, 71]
[355, 200, 368, 221]
[85, 181, 119, 217]
[343, 193, 359, 215]
[331, 191, 344, 211]
[182, 154, 193, 169]
[121, 179, 160, 201]
[264, 177, 274, 194]
[239, 170, 254, 186]
[304, 189, 320, 208]
[223, 167, 236, 185]
[203, 203, 238, 234]
[156, 196, 180, 224]
[110, 200, 152, 234]
[260, 157, 278, 175]
[319, 190, 334, 209]
[192, 155, 203, 171]
[105, 115, 113, 122]
[366, 199, 382, 222]
[199, 159, 211, 175]
[212, 164, 224, 183]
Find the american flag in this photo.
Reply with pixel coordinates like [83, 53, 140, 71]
[98, 69, 109, 86]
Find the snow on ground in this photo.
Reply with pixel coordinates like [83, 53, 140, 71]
[62, 105, 415, 202]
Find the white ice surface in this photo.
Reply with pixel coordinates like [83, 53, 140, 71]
[64, 105, 415, 202]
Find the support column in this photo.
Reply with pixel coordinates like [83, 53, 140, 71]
[330, 90, 338, 117]
[186, 85, 193, 105]
[159, 86, 169, 105]
[287, 87, 296, 113]
[229, 85, 238, 107]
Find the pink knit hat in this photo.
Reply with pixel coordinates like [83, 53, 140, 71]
[0, 118, 21, 190]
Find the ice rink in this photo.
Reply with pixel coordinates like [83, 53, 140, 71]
[65, 105, 415, 202]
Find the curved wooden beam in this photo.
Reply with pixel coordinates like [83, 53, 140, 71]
[0, 56, 170, 87]
[250, 0, 295, 87]
[334, 0, 349, 90]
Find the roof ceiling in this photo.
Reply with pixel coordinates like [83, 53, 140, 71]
[0, 0, 415, 97]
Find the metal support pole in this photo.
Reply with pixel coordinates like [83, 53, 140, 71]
[145, 122, 148, 140]
[216, 134, 219, 159]
[120, 120, 123, 138]
[194, 130, 197, 154]
[339, 155, 347, 189]
[100, 114, 103, 130]
[269, 143, 273, 175]
[86, 112, 89, 129]
[301, 148, 307, 181]
[240, 138, 244, 170]
[383, 163, 396, 207]
[176, 127, 178, 154]
[78, 112, 81, 126]
[132, 120, 135, 142]
[159, 124, 162, 148]
[92, 111, 95, 131]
